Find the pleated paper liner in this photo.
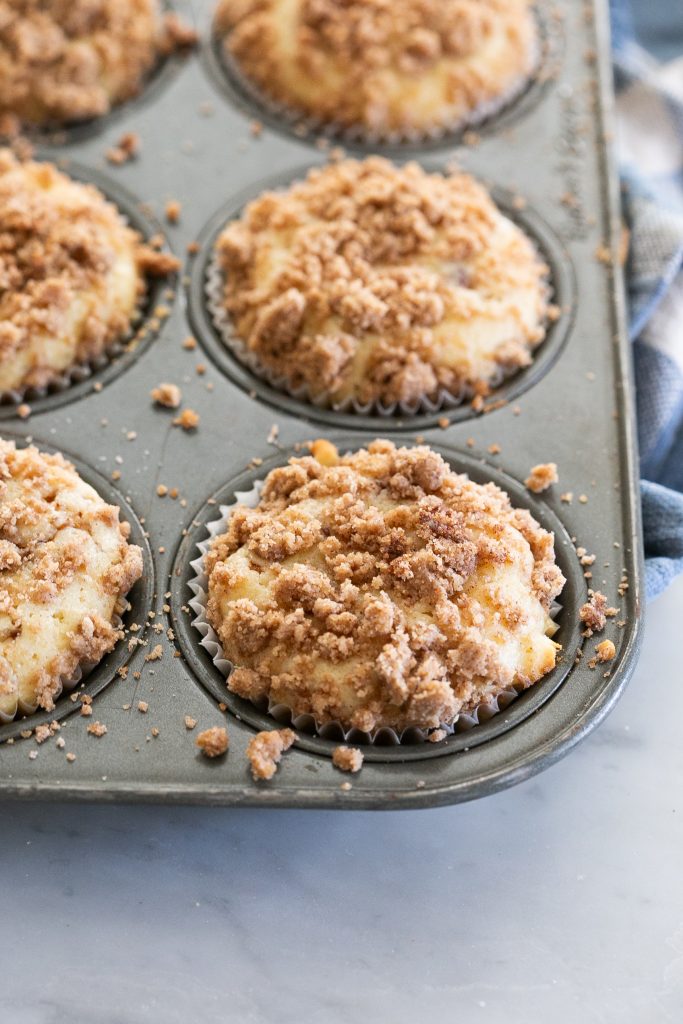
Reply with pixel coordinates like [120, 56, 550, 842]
[187, 478, 562, 747]
[205, 249, 553, 419]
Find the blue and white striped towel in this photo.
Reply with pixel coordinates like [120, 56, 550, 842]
[612, 0, 683, 599]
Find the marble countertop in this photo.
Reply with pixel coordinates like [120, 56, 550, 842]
[1, 578, 680, 1024]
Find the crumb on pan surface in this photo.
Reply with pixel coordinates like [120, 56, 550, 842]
[215, 157, 550, 408]
[246, 727, 295, 780]
[205, 439, 565, 734]
[214, 0, 538, 137]
[332, 746, 364, 773]
[0, 439, 143, 720]
[0, 0, 195, 129]
[196, 725, 229, 757]
[0, 149, 172, 394]
[525, 462, 557, 493]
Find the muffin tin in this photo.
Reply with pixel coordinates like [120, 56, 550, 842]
[0, 0, 644, 808]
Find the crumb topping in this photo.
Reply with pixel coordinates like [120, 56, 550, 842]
[215, 158, 549, 407]
[525, 463, 558, 493]
[0, 440, 142, 719]
[206, 440, 565, 734]
[0, 150, 166, 393]
[332, 746, 364, 773]
[0, 1, 196, 128]
[196, 725, 229, 757]
[215, 0, 538, 137]
[579, 590, 617, 635]
[246, 727, 295, 780]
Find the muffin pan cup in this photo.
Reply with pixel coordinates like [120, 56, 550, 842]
[0, 0, 644, 808]
[197, 183, 573, 423]
[181, 444, 578, 759]
[0, 160, 178, 419]
[203, 0, 562, 155]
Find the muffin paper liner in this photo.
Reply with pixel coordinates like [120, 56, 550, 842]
[204, 253, 538, 418]
[0, 607, 127, 724]
[215, 32, 541, 149]
[187, 477, 561, 747]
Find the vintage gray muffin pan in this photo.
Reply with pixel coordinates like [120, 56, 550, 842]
[0, 0, 644, 808]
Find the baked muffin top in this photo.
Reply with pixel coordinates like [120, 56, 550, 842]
[215, 0, 538, 138]
[0, 0, 195, 131]
[0, 150, 174, 393]
[0, 440, 143, 720]
[205, 440, 565, 734]
[215, 157, 550, 408]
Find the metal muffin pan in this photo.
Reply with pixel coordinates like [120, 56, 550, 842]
[0, 0, 643, 808]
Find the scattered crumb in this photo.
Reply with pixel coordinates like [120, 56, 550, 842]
[87, 721, 107, 738]
[246, 728, 295, 780]
[165, 200, 181, 224]
[267, 424, 279, 445]
[157, 484, 168, 497]
[34, 724, 51, 745]
[438, 416, 449, 429]
[332, 746, 364, 773]
[595, 639, 616, 663]
[17, 403, 31, 419]
[145, 644, 163, 662]
[525, 463, 558, 493]
[182, 335, 197, 350]
[560, 492, 573, 503]
[196, 726, 229, 758]
[137, 701, 149, 713]
[579, 591, 610, 633]
[488, 443, 501, 455]
[340, 781, 352, 791]
[428, 728, 448, 743]
[66, 752, 76, 762]
[80, 704, 93, 717]
[106, 131, 140, 165]
[151, 382, 182, 408]
[184, 715, 197, 730]
[173, 408, 200, 430]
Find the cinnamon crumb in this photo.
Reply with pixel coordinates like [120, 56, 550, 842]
[165, 200, 181, 224]
[150, 382, 180, 405]
[87, 721, 107, 737]
[173, 409, 200, 430]
[525, 463, 558, 493]
[246, 728, 295, 780]
[196, 726, 229, 758]
[332, 746, 364, 773]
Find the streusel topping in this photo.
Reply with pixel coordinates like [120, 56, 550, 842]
[0, 0, 195, 130]
[0, 440, 143, 720]
[205, 440, 565, 733]
[215, 158, 549, 408]
[0, 150, 171, 393]
[215, 0, 537, 137]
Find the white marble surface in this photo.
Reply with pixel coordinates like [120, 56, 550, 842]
[1, 578, 682, 1024]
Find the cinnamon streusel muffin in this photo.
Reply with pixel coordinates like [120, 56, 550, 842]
[0, 440, 143, 720]
[204, 440, 565, 734]
[214, 0, 538, 138]
[0, 0, 196, 131]
[214, 158, 550, 408]
[0, 150, 175, 394]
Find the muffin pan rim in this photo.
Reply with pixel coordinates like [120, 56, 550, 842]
[0, 0, 646, 808]
[186, 166, 577, 430]
[0, 432, 156, 744]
